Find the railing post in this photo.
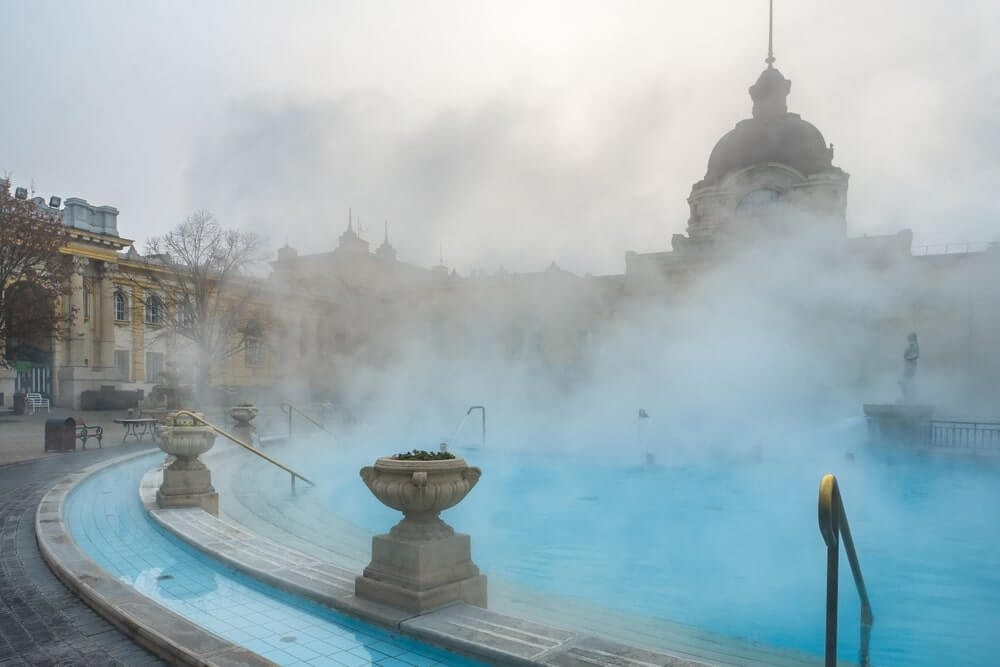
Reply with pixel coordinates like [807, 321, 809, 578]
[825, 517, 839, 667]
[820, 474, 872, 667]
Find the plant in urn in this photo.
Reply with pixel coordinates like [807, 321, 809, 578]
[354, 450, 487, 613]
[155, 411, 219, 515]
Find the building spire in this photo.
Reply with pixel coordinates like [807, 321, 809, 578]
[383, 220, 389, 243]
[348, 207, 353, 232]
[765, 0, 775, 68]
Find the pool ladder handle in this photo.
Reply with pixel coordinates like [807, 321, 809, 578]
[280, 401, 337, 441]
[467, 406, 486, 449]
[172, 410, 315, 495]
[818, 474, 873, 667]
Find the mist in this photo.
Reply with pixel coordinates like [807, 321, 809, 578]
[4, 1, 1000, 663]
[270, 213, 994, 459]
[3, 1, 1000, 272]
[237, 212, 1000, 665]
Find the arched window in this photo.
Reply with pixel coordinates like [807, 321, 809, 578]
[736, 188, 784, 220]
[113, 289, 128, 322]
[144, 294, 164, 325]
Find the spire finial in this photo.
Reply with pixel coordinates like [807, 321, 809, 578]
[348, 207, 353, 232]
[765, 0, 775, 68]
[384, 220, 389, 243]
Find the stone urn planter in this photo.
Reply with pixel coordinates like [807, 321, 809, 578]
[228, 404, 259, 425]
[354, 454, 487, 613]
[154, 412, 219, 515]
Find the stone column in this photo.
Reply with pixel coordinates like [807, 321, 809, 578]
[131, 286, 145, 382]
[97, 262, 116, 371]
[68, 257, 89, 367]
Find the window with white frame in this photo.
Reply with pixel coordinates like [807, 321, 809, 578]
[114, 289, 128, 321]
[144, 294, 164, 325]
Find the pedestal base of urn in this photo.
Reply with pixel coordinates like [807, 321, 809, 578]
[355, 532, 487, 613]
[156, 466, 219, 515]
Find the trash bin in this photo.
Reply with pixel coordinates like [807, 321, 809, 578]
[13, 393, 26, 415]
[45, 417, 77, 453]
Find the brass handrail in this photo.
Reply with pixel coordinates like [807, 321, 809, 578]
[818, 474, 873, 667]
[171, 410, 315, 493]
[280, 402, 336, 439]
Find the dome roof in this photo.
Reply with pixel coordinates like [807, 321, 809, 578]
[699, 67, 836, 187]
[704, 113, 833, 185]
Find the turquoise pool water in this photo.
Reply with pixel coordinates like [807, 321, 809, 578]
[269, 444, 1000, 667]
[64, 454, 485, 667]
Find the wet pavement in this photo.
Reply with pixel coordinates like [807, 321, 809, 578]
[0, 444, 165, 666]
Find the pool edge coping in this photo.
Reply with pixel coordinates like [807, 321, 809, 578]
[35, 448, 279, 667]
[139, 462, 716, 667]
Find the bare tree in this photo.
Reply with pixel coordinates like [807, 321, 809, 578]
[0, 182, 75, 364]
[127, 211, 266, 402]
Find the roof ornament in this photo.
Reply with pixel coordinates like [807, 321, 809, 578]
[765, 0, 776, 69]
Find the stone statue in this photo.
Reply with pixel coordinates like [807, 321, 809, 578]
[898, 332, 919, 402]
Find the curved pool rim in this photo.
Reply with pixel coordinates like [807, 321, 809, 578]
[214, 443, 847, 667]
[34, 448, 268, 666]
[40, 448, 719, 667]
[218, 438, 1000, 667]
[142, 457, 736, 666]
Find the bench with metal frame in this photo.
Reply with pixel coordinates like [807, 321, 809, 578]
[76, 423, 103, 449]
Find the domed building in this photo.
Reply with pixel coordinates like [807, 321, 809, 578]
[625, 38, 854, 282]
[689, 63, 847, 239]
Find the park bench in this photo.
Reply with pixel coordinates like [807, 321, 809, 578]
[76, 421, 103, 449]
[26, 393, 50, 414]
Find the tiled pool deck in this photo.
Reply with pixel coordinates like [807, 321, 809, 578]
[31, 445, 845, 666]
[212, 445, 837, 667]
[36, 449, 718, 666]
[41, 451, 488, 667]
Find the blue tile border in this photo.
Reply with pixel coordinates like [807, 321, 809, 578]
[34, 449, 275, 666]
[138, 462, 718, 667]
[37, 447, 820, 666]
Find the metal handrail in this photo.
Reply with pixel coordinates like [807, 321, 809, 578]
[818, 474, 873, 667]
[280, 401, 336, 439]
[467, 406, 486, 449]
[171, 410, 315, 493]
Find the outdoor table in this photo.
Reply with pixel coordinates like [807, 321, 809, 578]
[113, 418, 159, 442]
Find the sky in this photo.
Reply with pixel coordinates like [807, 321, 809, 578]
[2, 0, 999, 275]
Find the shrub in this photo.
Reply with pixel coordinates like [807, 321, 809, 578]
[392, 449, 456, 461]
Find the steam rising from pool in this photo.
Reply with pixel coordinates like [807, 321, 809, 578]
[230, 218, 1000, 666]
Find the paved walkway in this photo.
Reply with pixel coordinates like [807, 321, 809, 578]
[0, 410, 143, 467]
[0, 443, 165, 666]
